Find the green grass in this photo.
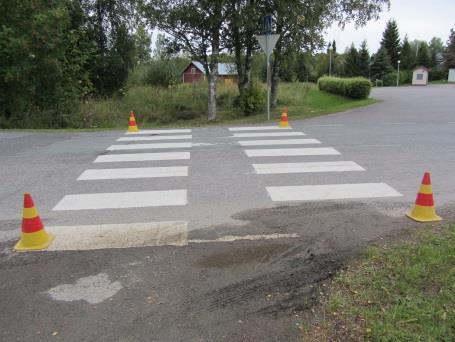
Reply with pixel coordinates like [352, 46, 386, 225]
[72, 82, 377, 130]
[303, 225, 455, 341]
[429, 79, 449, 84]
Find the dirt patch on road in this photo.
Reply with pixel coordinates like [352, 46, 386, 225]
[1, 201, 453, 341]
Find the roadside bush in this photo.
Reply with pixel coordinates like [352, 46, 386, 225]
[234, 80, 266, 116]
[318, 77, 371, 99]
[429, 68, 448, 81]
[145, 60, 180, 87]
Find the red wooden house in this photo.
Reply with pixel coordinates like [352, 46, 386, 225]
[181, 61, 237, 84]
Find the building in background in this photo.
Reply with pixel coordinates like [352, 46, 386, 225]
[448, 69, 455, 83]
[412, 66, 429, 86]
[182, 61, 237, 84]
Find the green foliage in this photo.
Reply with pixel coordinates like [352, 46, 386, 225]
[357, 40, 370, 78]
[429, 37, 444, 67]
[234, 80, 266, 116]
[145, 60, 180, 87]
[318, 77, 371, 99]
[0, 0, 92, 128]
[371, 47, 394, 80]
[416, 42, 431, 68]
[381, 19, 401, 67]
[400, 36, 415, 70]
[325, 225, 455, 340]
[344, 44, 359, 77]
[444, 28, 455, 69]
[429, 68, 448, 81]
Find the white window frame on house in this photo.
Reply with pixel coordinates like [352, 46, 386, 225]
[191, 67, 196, 74]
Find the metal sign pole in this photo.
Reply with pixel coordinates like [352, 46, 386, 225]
[266, 37, 270, 121]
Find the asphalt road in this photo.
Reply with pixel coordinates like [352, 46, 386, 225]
[1, 84, 454, 341]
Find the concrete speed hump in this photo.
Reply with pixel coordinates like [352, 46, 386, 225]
[255, 34, 280, 57]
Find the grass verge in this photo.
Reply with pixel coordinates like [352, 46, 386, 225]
[302, 224, 455, 341]
[74, 82, 377, 130]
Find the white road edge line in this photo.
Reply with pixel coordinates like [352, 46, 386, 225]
[267, 183, 402, 202]
[77, 166, 188, 180]
[53, 190, 187, 211]
[94, 152, 190, 163]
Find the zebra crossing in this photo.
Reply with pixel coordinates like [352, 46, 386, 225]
[54, 128, 191, 212]
[229, 125, 402, 202]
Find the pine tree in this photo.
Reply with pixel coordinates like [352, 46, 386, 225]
[416, 42, 431, 67]
[371, 47, 393, 80]
[381, 19, 401, 67]
[428, 37, 444, 67]
[444, 29, 455, 69]
[357, 40, 370, 78]
[344, 43, 359, 77]
[400, 35, 414, 70]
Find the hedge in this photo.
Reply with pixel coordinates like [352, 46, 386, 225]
[317, 76, 372, 99]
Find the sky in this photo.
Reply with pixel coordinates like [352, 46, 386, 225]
[324, 0, 455, 53]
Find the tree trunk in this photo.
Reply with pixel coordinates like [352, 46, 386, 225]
[270, 39, 282, 108]
[207, 27, 220, 121]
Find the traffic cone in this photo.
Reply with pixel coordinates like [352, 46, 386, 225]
[127, 111, 139, 133]
[406, 172, 442, 222]
[14, 193, 54, 251]
[279, 107, 289, 128]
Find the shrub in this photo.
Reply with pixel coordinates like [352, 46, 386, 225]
[234, 80, 266, 115]
[429, 68, 448, 81]
[318, 77, 371, 99]
[145, 60, 180, 87]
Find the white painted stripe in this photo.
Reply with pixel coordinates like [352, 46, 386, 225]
[117, 135, 192, 142]
[233, 132, 305, 138]
[229, 126, 291, 131]
[306, 124, 345, 127]
[386, 122, 416, 125]
[267, 183, 402, 202]
[47, 221, 188, 251]
[239, 139, 320, 146]
[252, 161, 365, 174]
[53, 190, 187, 211]
[125, 129, 191, 135]
[77, 166, 188, 180]
[245, 147, 340, 157]
[188, 233, 298, 243]
[94, 152, 190, 163]
[107, 142, 191, 151]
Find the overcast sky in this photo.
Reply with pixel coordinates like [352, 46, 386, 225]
[325, 0, 455, 53]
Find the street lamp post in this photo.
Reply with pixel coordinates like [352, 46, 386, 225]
[328, 44, 333, 76]
[397, 60, 401, 87]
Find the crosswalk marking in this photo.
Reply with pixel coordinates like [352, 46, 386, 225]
[125, 129, 191, 135]
[107, 142, 192, 151]
[245, 147, 340, 157]
[266, 183, 402, 202]
[47, 221, 188, 251]
[77, 166, 188, 180]
[239, 139, 320, 146]
[53, 190, 187, 211]
[117, 135, 192, 142]
[94, 152, 190, 163]
[252, 161, 365, 174]
[229, 126, 291, 131]
[232, 132, 305, 138]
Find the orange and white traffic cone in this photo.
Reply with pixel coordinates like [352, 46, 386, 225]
[14, 193, 54, 251]
[279, 107, 289, 128]
[406, 172, 442, 222]
[127, 111, 139, 133]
